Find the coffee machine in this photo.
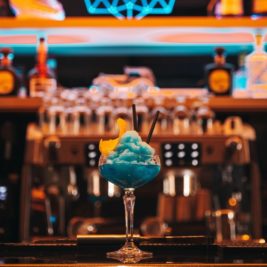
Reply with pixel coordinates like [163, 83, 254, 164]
[158, 135, 260, 236]
[19, 89, 262, 241]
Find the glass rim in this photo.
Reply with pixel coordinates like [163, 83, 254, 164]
[99, 153, 160, 158]
[99, 162, 160, 166]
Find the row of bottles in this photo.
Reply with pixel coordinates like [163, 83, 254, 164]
[208, 0, 267, 17]
[206, 33, 267, 97]
[0, 37, 57, 97]
[0, 35, 266, 98]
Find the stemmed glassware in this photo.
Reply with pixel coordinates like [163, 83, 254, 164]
[98, 154, 160, 262]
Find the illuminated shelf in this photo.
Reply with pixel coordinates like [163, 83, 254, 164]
[0, 17, 266, 55]
[0, 97, 42, 113]
[0, 96, 267, 113]
[207, 97, 267, 112]
[1, 17, 267, 28]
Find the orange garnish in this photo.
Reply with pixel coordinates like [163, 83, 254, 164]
[99, 118, 127, 156]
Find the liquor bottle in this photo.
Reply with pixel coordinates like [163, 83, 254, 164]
[0, 48, 21, 96]
[252, 0, 267, 16]
[28, 37, 57, 97]
[0, 0, 14, 16]
[246, 34, 267, 96]
[205, 47, 234, 96]
[233, 53, 247, 91]
[207, 0, 244, 17]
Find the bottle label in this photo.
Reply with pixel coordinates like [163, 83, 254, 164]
[254, 0, 267, 13]
[221, 0, 243, 15]
[209, 70, 231, 94]
[0, 71, 14, 95]
[30, 77, 57, 97]
[247, 59, 267, 90]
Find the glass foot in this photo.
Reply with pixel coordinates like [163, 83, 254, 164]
[107, 241, 152, 263]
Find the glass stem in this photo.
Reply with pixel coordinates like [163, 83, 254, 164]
[124, 189, 135, 244]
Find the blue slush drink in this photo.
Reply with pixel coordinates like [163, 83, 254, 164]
[99, 131, 160, 189]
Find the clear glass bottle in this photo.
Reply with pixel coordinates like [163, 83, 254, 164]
[96, 98, 113, 134]
[246, 34, 267, 97]
[72, 98, 92, 135]
[233, 53, 247, 92]
[28, 37, 57, 97]
[152, 106, 169, 134]
[132, 98, 149, 133]
[196, 106, 215, 135]
[172, 105, 190, 135]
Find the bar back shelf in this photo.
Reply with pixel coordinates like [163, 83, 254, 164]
[0, 17, 266, 55]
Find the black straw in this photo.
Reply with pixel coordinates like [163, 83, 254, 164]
[146, 110, 160, 144]
[132, 104, 138, 132]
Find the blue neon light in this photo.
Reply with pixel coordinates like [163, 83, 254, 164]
[84, 0, 176, 19]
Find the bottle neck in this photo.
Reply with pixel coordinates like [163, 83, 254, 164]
[36, 63, 47, 76]
[36, 38, 48, 75]
[36, 52, 48, 75]
[215, 55, 226, 65]
[254, 34, 264, 52]
[1, 57, 11, 67]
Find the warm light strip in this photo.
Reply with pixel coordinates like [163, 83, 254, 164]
[0, 17, 267, 29]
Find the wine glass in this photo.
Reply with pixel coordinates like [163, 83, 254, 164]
[98, 154, 160, 262]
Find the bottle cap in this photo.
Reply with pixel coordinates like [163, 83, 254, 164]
[0, 48, 14, 61]
[0, 48, 13, 57]
[215, 47, 225, 57]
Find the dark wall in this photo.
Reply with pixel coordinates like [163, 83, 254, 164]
[60, 0, 252, 17]
[0, 112, 38, 242]
[60, 0, 209, 17]
[0, 0, 253, 18]
[14, 55, 238, 88]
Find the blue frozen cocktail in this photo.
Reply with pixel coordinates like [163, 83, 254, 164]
[99, 131, 160, 189]
[98, 117, 160, 263]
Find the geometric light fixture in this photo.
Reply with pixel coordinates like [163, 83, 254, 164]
[84, 0, 175, 19]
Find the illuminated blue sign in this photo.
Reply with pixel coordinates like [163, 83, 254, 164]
[84, 0, 175, 19]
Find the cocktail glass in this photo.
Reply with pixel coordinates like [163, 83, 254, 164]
[99, 154, 160, 261]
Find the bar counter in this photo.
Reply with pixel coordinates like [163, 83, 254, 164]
[1, 96, 267, 266]
[1, 236, 267, 266]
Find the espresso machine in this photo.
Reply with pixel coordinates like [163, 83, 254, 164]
[20, 126, 123, 241]
[157, 112, 261, 240]
[19, 89, 262, 242]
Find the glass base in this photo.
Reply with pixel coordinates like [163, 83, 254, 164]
[107, 241, 152, 263]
